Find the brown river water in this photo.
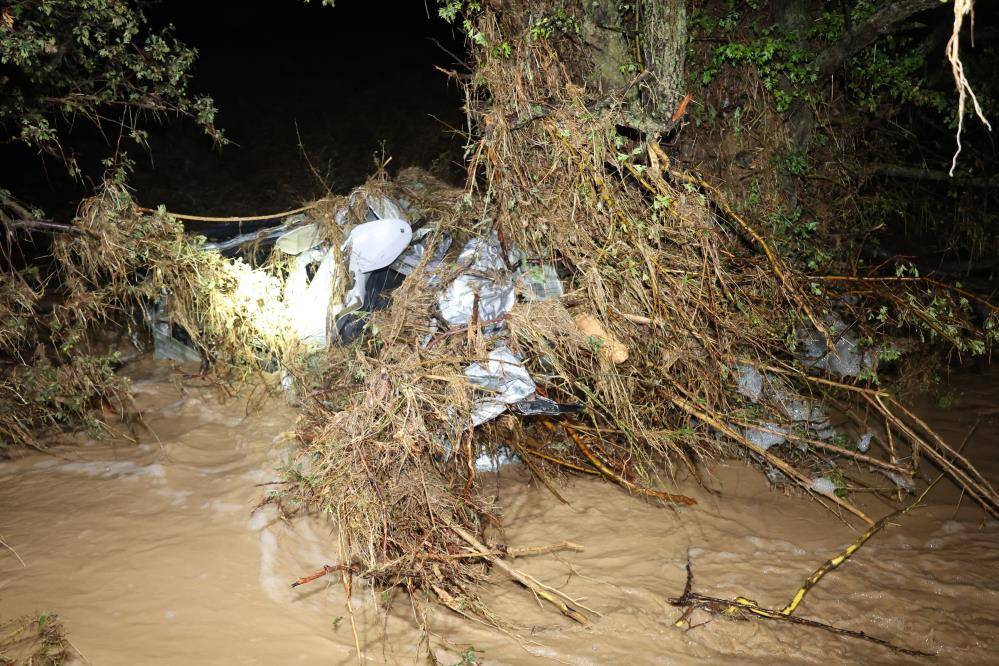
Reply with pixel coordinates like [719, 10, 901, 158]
[1, 358, 996, 664]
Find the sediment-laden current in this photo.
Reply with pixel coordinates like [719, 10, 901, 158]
[1, 358, 996, 664]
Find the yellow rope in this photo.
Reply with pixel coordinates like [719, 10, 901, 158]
[136, 199, 331, 224]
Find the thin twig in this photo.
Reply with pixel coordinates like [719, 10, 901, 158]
[0, 535, 26, 568]
[447, 520, 591, 624]
[135, 200, 331, 223]
[545, 420, 697, 506]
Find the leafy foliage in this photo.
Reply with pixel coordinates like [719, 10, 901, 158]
[0, 0, 222, 178]
[701, 34, 816, 112]
[690, 1, 993, 121]
[438, 1, 487, 47]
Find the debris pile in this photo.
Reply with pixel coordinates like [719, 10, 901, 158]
[1, 1, 997, 646]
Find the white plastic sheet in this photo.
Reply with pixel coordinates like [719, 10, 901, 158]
[283, 246, 343, 347]
[275, 192, 412, 348]
[438, 234, 516, 327]
[438, 274, 515, 326]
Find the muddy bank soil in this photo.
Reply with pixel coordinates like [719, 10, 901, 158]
[1, 358, 996, 664]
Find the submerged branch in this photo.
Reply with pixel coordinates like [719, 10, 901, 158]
[670, 561, 933, 658]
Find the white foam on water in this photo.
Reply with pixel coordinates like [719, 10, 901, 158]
[158, 489, 192, 506]
[941, 520, 964, 534]
[257, 528, 284, 602]
[242, 467, 273, 483]
[248, 507, 273, 532]
[202, 499, 244, 514]
[248, 505, 287, 602]
[299, 519, 329, 564]
[30, 459, 167, 481]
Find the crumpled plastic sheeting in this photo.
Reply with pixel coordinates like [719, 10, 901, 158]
[366, 194, 409, 223]
[439, 274, 515, 327]
[438, 234, 517, 327]
[881, 469, 916, 492]
[390, 226, 452, 277]
[284, 246, 343, 346]
[735, 364, 764, 402]
[516, 263, 564, 302]
[773, 388, 835, 447]
[465, 346, 537, 426]
[334, 190, 410, 227]
[474, 447, 518, 471]
[744, 422, 787, 451]
[797, 314, 879, 379]
[144, 302, 202, 364]
[857, 431, 874, 453]
[204, 213, 309, 254]
[735, 369, 839, 450]
[274, 221, 321, 256]
[810, 476, 839, 497]
[273, 189, 413, 348]
[455, 231, 518, 271]
[437, 232, 564, 437]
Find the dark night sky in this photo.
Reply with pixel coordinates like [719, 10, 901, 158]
[1, 0, 468, 218]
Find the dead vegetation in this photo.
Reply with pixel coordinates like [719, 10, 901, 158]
[275, 0, 998, 636]
[0, 0, 997, 658]
[0, 613, 71, 666]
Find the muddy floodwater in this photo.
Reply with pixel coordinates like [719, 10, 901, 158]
[1, 358, 996, 664]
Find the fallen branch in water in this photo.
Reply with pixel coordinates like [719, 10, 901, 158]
[506, 541, 585, 558]
[0, 534, 26, 568]
[448, 520, 595, 625]
[669, 560, 933, 658]
[669, 394, 874, 525]
[779, 475, 948, 618]
[289, 563, 356, 589]
[423, 541, 585, 561]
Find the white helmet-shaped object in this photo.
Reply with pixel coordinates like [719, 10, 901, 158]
[344, 218, 413, 273]
[341, 218, 413, 316]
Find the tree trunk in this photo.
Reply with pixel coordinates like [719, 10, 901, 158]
[638, 0, 687, 123]
[578, 0, 637, 94]
[579, 0, 687, 129]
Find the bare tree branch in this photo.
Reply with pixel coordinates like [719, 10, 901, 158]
[813, 0, 942, 80]
[2, 218, 93, 236]
[869, 163, 998, 188]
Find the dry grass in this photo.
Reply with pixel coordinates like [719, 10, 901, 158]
[0, 613, 70, 666]
[1, 1, 996, 643]
[282, 3, 997, 630]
